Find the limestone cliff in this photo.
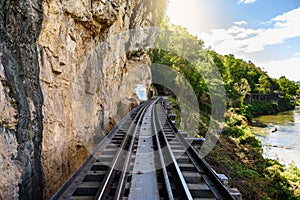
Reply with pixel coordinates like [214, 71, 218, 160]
[0, 0, 165, 199]
[0, 0, 44, 199]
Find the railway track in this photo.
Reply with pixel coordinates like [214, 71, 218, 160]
[51, 97, 236, 200]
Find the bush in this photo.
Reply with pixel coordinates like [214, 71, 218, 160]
[240, 104, 253, 122]
[246, 101, 280, 116]
[222, 126, 244, 138]
[237, 168, 257, 178]
[278, 97, 295, 111]
[240, 136, 261, 148]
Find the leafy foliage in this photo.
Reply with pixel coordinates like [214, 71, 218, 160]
[150, 16, 300, 199]
[150, 17, 225, 132]
[278, 76, 298, 99]
[207, 112, 300, 200]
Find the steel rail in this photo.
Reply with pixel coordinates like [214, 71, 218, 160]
[153, 101, 194, 200]
[96, 99, 154, 199]
[50, 104, 143, 200]
[114, 99, 158, 199]
[50, 97, 236, 200]
[159, 103, 235, 200]
[50, 102, 147, 200]
[152, 103, 175, 200]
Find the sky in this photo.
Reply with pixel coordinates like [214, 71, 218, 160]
[166, 0, 300, 81]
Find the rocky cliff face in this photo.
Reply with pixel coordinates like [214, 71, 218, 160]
[0, 0, 165, 199]
[0, 0, 44, 199]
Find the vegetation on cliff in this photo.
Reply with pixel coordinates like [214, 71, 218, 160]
[207, 111, 300, 199]
[150, 17, 300, 199]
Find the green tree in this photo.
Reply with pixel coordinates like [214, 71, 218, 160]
[235, 78, 251, 103]
[278, 76, 297, 98]
[296, 83, 300, 94]
[257, 75, 272, 94]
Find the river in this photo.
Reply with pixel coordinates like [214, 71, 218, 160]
[250, 107, 300, 168]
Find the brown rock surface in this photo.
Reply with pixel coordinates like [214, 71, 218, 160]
[0, 128, 22, 200]
[38, 0, 164, 198]
[0, 0, 44, 199]
[0, 65, 21, 199]
[0, 0, 165, 199]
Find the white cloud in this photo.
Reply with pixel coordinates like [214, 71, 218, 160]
[238, 0, 257, 4]
[293, 52, 300, 57]
[200, 7, 300, 54]
[234, 21, 248, 26]
[199, 7, 300, 80]
[241, 7, 300, 53]
[259, 56, 300, 81]
[199, 26, 263, 54]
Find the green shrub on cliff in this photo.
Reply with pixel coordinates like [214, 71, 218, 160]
[206, 111, 300, 199]
[224, 110, 261, 149]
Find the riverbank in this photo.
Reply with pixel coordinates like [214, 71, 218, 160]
[250, 107, 300, 168]
[243, 98, 295, 121]
[205, 109, 300, 199]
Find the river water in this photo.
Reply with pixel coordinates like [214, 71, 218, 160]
[250, 107, 300, 168]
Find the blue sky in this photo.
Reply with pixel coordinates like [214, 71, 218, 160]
[167, 0, 300, 81]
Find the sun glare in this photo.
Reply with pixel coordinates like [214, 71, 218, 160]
[166, 0, 218, 34]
